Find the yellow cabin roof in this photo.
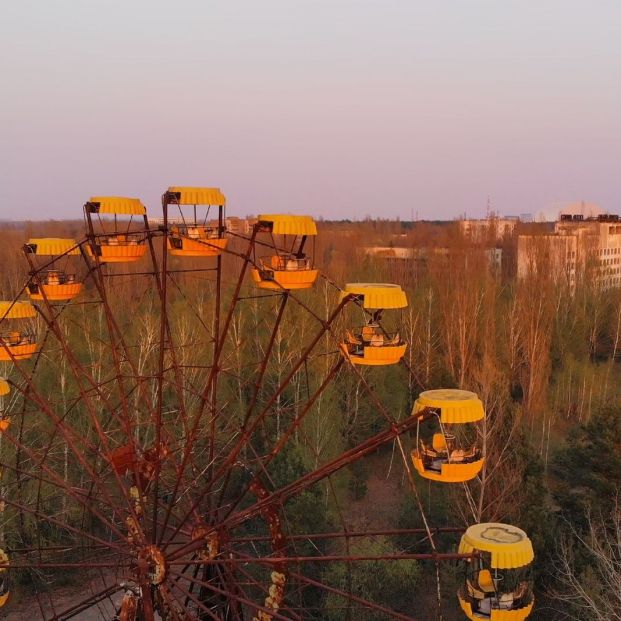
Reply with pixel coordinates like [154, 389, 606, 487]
[0, 301, 37, 320]
[86, 197, 146, 216]
[0, 378, 9, 397]
[341, 283, 407, 309]
[413, 389, 485, 423]
[167, 187, 226, 206]
[459, 523, 534, 569]
[26, 238, 80, 256]
[258, 214, 317, 236]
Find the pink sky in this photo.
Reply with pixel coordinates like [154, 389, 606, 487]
[2, 1, 620, 220]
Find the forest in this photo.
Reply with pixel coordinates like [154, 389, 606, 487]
[0, 215, 619, 621]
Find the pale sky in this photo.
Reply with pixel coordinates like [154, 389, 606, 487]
[2, 1, 620, 220]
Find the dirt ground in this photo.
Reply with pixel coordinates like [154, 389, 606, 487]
[4, 574, 120, 620]
[346, 449, 407, 531]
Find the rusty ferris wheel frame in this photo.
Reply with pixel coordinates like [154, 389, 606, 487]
[0, 193, 474, 620]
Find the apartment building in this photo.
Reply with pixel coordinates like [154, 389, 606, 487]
[517, 213, 621, 288]
[459, 216, 519, 242]
[362, 245, 502, 281]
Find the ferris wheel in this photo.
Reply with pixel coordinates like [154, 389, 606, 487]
[0, 187, 535, 620]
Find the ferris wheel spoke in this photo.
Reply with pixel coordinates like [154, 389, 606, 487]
[228, 551, 420, 620]
[344, 364, 450, 613]
[148, 225, 196, 545]
[165, 413, 422, 564]
[2, 553, 130, 570]
[154, 230, 259, 546]
[78, 254, 146, 431]
[13, 380, 154, 532]
[40, 581, 122, 621]
[288, 569, 420, 621]
[20, 290, 133, 436]
[193, 563, 248, 621]
[216, 561, 254, 621]
[78, 245, 187, 462]
[218, 357, 345, 523]
[0, 494, 129, 553]
[168, 584, 220, 621]
[169, 561, 241, 621]
[239, 293, 290, 429]
[165, 270, 216, 341]
[156, 424, 241, 528]
[211, 292, 290, 512]
[196, 228, 258, 418]
[27, 314, 191, 536]
[32, 293, 142, 439]
[0, 452, 127, 544]
[5, 379, 153, 538]
[168, 567, 296, 621]
[227, 527, 465, 548]
[232, 562, 304, 621]
[26, 384, 136, 520]
[158, 583, 202, 621]
[343, 357, 444, 585]
[162, 302, 349, 550]
[223, 413, 424, 535]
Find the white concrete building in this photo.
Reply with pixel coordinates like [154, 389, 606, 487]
[459, 216, 519, 242]
[517, 213, 621, 288]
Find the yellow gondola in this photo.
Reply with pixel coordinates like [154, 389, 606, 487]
[0, 549, 9, 607]
[85, 197, 148, 263]
[0, 378, 9, 434]
[250, 215, 319, 290]
[25, 238, 83, 301]
[339, 283, 407, 366]
[458, 523, 535, 621]
[411, 389, 485, 483]
[164, 187, 228, 257]
[0, 302, 37, 361]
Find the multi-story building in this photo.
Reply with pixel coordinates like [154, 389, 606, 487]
[458, 215, 517, 278]
[224, 216, 255, 235]
[361, 246, 416, 280]
[517, 232, 578, 283]
[517, 212, 621, 288]
[362, 245, 502, 281]
[459, 216, 519, 243]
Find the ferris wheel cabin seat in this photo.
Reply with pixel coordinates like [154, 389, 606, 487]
[250, 214, 319, 290]
[458, 523, 535, 621]
[0, 302, 37, 361]
[411, 389, 485, 483]
[24, 238, 83, 301]
[84, 197, 148, 263]
[339, 283, 408, 365]
[164, 186, 229, 257]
